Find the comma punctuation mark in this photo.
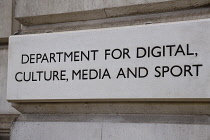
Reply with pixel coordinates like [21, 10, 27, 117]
[195, 53, 198, 57]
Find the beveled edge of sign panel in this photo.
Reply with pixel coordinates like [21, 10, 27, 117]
[7, 98, 210, 103]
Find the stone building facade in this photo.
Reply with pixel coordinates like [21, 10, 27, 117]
[0, 0, 210, 140]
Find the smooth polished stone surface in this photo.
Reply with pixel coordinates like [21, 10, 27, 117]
[7, 19, 210, 102]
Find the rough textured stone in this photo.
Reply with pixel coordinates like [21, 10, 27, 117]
[12, 0, 21, 35]
[11, 114, 210, 140]
[4, 1, 210, 140]
[11, 122, 102, 140]
[15, 0, 210, 25]
[21, 7, 210, 35]
[0, 47, 19, 114]
[0, 0, 20, 43]
[0, 114, 19, 140]
[102, 123, 209, 140]
[0, 114, 19, 130]
[0, 0, 12, 40]
[12, 102, 210, 115]
[14, 0, 173, 18]
[16, 114, 210, 124]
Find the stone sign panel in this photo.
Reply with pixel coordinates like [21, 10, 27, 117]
[7, 19, 210, 102]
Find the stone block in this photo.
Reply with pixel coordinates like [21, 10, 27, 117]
[11, 122, 102, 140]
[102, 123, 209, 140]
[0, 0, 12, 42]
[15, 0, 210, 25]
[11, 114, 210, 140]
[0, 46, 19, 114]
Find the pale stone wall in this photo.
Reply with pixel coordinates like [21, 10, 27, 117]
[11, 121, 210, 140]
[11, 114, 210, 140]
[0, 46, 19, 140]
[0, 47, 19, 114]
[1, 0, 210, 140]
[0, 0, 12, 43]
[0, 1, 20, 139]
[14, 0, 210, 25]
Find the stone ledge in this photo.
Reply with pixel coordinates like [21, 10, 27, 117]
[16, 114, 210, 124]
[0, 114, 19, 131]
[21, 7, 210, 34]
[12, 102, 210, 115]
[0, 38, 8, 44]
[15, 0, 210, 25]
